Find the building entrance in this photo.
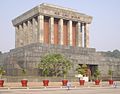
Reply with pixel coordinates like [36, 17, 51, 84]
[79, 64, 98, 81]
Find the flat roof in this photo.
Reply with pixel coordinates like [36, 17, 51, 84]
[12, 3, 92, 26]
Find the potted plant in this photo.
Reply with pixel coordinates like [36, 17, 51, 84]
[21, 68, 28, 87]
[76, 64, 87, 85]
[38, 53, 72, 86]
[62, 69, 69, 86]
[0, 66, 5, 87]
[94, 68, 101, 85]
[42, 69, 49, 86]
[61, 59, 72, 86]
[61, 71, 68, 86]
[108, 69, 114, 85]
[38, 55, 50, 86]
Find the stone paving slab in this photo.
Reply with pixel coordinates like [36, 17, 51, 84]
[0, 81, 120, 94]
[0, 87, 120, 94]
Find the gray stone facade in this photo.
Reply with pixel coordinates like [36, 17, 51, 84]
[0, 43, 120, 80]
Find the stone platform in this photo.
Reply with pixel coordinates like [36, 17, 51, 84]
[0, 43, 120, 79]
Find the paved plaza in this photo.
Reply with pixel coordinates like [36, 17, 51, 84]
[0, 81, 120, 94]
[0, 87, 120, 94]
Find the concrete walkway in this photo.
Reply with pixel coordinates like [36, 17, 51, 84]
[0, 87, 120, 94]
[0, 81, 120, 94]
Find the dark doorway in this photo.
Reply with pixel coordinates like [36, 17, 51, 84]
[78, 64, 98, 81]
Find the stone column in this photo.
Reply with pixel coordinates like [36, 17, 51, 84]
[49, 17, 54, 44]
[84, 23, 90, 48]
[68, 20, 72, 46]
[77, 22, 82, 47]
[19, 24, 24, 47]
[38, 15, 44, 43]
[58, 19, 63, 45]
[23, 22, 28, 46]
[15, 26, 19, 48]
[32, 17, 38, 43]
[81, 23, 85, 47]
[28, 20, 33, 44]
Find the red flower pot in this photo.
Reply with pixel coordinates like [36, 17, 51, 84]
[62, 79, 68, 86]
[108, 80, 114, 85]
[79, 80, 85, 85]
[0, 80, 4, 87]
[43, 80, 49, 86]
[95, 80, 100, 85]
[21, 79, 28, 87]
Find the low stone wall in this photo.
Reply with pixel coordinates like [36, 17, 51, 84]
[3, 76, 79, 82]
[2, 76, 120, 82]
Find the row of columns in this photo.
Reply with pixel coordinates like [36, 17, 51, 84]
[15, 15, 90, 48]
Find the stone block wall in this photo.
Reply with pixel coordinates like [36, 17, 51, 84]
[0, 43, 120, 80]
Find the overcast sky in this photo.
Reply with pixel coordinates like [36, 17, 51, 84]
[0, 0, 120, 52]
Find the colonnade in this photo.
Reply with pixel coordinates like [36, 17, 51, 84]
[15, 15, 90, 48]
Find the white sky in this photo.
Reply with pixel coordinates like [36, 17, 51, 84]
[0, 0, 120, 52]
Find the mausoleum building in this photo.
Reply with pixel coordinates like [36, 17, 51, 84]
[0, 3, 120, 80]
